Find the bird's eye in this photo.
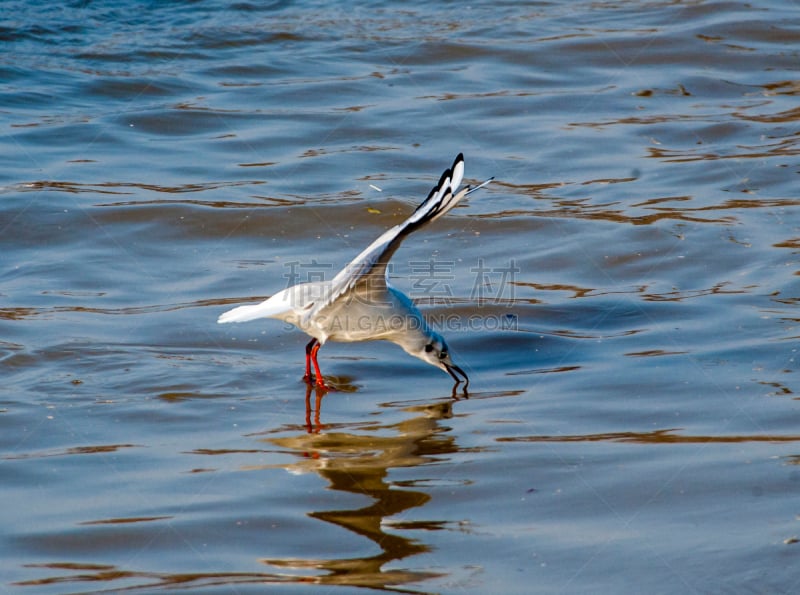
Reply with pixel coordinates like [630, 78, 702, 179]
[425, 344, 434, 353]
[439, 350, 448, 359]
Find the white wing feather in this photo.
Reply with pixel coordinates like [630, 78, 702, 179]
[322, 154, 488, 309]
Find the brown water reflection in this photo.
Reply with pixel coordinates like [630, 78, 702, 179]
[254, 391, 464, 591]
[16, 562, 311, 591]
[497, 429, 800, 444]
[19, 179, 261, 196]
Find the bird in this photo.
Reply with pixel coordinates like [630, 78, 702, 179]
[218, 153, 491, 392]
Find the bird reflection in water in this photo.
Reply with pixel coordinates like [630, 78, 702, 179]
[305, 383, 326, 434]
[305, 379, 467, 434]
[260, 386, 464, 591]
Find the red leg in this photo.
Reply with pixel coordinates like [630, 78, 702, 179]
[304, 338, 318, 381]
[309, 341, 327, 388]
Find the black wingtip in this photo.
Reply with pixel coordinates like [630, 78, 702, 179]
[438, 167, 451, 188]
[416, 154, 464, 213]
[420, 165, 451, 205]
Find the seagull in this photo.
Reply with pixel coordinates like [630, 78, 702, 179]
[218, 153, 491, 391]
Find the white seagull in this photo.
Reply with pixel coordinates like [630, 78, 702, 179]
[218, 153, 491, 391]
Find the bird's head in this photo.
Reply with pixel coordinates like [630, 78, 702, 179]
[413, 331, 469, 389]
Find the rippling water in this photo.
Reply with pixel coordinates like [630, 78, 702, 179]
[2, 1, 799, 593]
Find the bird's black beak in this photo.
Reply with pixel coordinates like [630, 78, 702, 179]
[445, 362, 469, 393]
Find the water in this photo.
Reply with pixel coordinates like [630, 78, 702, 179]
[2, 1, 799, 592]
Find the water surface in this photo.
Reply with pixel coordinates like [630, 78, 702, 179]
[2, 1, 799, 593]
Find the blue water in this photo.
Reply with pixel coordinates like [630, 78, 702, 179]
[2, 1, 799, 593]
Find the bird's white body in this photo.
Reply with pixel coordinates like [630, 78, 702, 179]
[220, 280, 433, 352]
[218, 154, 491, 389]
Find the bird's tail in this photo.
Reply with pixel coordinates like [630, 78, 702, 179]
[218, 292, 291, 324]
[218, 304, 264, 324]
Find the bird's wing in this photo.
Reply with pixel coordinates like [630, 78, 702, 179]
[318, 153, 491, 311]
